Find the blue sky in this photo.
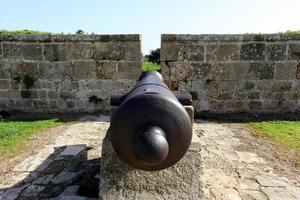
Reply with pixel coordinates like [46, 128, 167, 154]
[1, 0, 300, 54]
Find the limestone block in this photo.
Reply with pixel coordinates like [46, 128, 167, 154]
[10, 61, 39, 79]
[246, 63, 274, 80]
[44, 43, 67, 61]
[93, 42, 126, 61]
[266, 43, 287, 61]
[99, 131, 203, 200]
[73, 60, 96, 79]
[39, 62, 73, 80]
[211, 62, 248, 81]
[0, 61, 11, 79]
[0, 79, 9, 89]
[0, 90, 9, 99]
[21, 44, 43, 60]
[288, 43, 300, 60]
[240, 43, 266, 60]
[95, 61, 117, 79]
[207, 44, 239, 61]
[190, 63, 212, 80]
[2, 43, 22, 59]
[161, 42, 204, 62]
[66, 42, 93, 60]
[125, 41, 142, 61]
[117, 62, 141, 79]
[275, 62, 298, 80]
[165, 62, 190, 81]
[271, 80, 293, 92]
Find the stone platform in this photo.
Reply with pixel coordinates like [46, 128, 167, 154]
[99, 131, 203, 200]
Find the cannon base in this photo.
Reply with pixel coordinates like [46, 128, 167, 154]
[98, 130, 203, 200]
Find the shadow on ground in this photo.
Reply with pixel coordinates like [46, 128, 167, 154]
[0, 145, 100, 199]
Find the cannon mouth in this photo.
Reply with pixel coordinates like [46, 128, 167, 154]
[134, 126, 169, 166]
[110, 94, 192, 171]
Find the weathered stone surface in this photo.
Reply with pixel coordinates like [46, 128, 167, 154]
[95, 61, 117, 79]
[161, 43, 204, 61]
[93, 42, 126, 61]
[240, 43, 266, 60]
[117, 62, 140, 79]
[247, 63, 274, 80]
[39, 62, 73, 80]
[21, 44, 43, 60]
[2, 43, 22, 59]
[212, 62, 248, 80]
[288, 43, 300, 60]
[266, 43, 287, 61]
[44, 43, 67, 61]
[275, 62, 297, 79]
[207, 44, 239, 61]
[66, 42, 93, 60]
[99, 131, 203, 200]
[190, 63, 212, 80]
[73, 60, 96, 79]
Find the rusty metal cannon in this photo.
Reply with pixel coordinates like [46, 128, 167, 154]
[109, 71, 193, 171]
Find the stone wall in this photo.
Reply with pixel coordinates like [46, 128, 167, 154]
[161, 34, 300, 116]
[0, 34, 141, 113]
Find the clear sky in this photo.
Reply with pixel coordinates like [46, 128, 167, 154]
[1, 0, 300, 54]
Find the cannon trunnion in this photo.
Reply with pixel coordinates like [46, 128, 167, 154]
[110, 71, 193, 171]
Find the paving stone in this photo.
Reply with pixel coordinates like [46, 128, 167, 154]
[255, 174, 293, 187]
[238, 189, 269, 200]
[33, 174, 55, 185]
[210, 188, 242, 200]
[60, 145, 86, 156]
[51, 171, 83, 185]
[21, 184, 45, 198]
[261, 187, 300, 200]
[236, 151, 266, 164]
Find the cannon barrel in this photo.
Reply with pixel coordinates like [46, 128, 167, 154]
[110, 71, 193, 171]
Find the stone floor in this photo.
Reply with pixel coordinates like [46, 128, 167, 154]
[196, 120, 300, 200]
[0, 117, 300, 200]
[0, 115, 110, 200]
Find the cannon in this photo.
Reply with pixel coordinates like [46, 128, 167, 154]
[109, 71, 193, 171]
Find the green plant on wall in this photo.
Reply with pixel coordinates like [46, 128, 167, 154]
[89, 95, 103, 104]
[23, 75, 35, 89]
[142, 62, 161, 72]
[12, 74, 35, 89]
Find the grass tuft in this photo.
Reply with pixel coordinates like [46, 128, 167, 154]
[142, 62, 161, 72]
[247, 121, 300, 151]
[0, 119, 62, 154]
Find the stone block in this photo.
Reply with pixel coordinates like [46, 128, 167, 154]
[266, 43, 287, 61]
[73, 60, 96, 79]
[288, 43, 300, 60]
[8, 89, 20, 99]
[125, 41, 142, 61]
[39, 62, 73, 80]
[240, 43, 266, 60]
[66, 42, 93, 60]
[2, 43, 22, 59]
[207, 44, 239, 61]
[95, 61, 117, 79]
[248, 100, 262, 111]
[161, 43, 204, 61]
[247, 63, 274, 80]
[191, 80, 205, 90]
[271, 80, 293, 91]
[190, 63, 212, 80]
[211, 62, 248, 80]
[0, 79, 9, 89]
[0, 90, 9, 99]
[0, 61, 11, 79]
[247, 91, 260, 99]
[99, 131, 203, 200]
[275, 62, 298, 79]
[21, 44, 43, 60]
[44, 43, 67, 61]
[93, 42, 126, 61]
[166, 62, 190, 81]
[117, 62, 141, 79]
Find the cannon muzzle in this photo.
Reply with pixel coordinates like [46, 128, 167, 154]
[110, 71, 193, 171]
